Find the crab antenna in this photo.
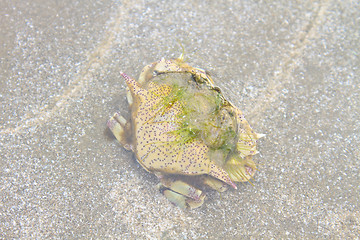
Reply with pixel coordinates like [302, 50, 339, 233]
[178, 52, 184, 61]
[178, 42, 186, 61]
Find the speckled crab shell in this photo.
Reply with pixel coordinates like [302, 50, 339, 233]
[126, 58, 260, 182]
[108, 56, 263, 209]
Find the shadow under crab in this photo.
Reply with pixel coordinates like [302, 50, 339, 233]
[108, 56, 263, 209]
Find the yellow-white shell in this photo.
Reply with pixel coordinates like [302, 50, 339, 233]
[121, 58, 262, 188]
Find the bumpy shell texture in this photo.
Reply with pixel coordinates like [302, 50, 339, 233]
[122, 58, 262, 188]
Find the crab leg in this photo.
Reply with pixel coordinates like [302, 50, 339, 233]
[199, 175, 228, 192]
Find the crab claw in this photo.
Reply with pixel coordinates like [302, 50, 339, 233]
[224, 155, 257, 182]
[162, 189, 205, 210]
[107, 112, 132, 150]
[158, 177, 206, 209]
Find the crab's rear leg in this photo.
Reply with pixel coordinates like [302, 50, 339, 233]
[107, 112, 132, 150]
[156, 174, 205, 209]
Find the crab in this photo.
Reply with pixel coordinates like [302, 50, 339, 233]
[107, 55, 263, 209]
